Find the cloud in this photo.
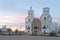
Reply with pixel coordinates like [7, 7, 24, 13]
[0, 16, 17, 24]
[0, 12, 27, 24]
[53, 14, 60, 20]
[13, 12, 28, 19]
[52, 14, 60, 24]
[0, 16, 7, 20]
[34, 16, 39, 18]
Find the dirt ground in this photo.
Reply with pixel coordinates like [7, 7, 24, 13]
[0, 35, 59, 40]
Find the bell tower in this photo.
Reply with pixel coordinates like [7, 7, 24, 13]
[40, 7, 52, 32]
[25, 7, 34, 34]
[28, 7, 34, 18]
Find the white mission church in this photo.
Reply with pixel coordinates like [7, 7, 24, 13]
[25, 7, 58, 35]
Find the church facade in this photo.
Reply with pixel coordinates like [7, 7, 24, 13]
[25, 7, 52, 35]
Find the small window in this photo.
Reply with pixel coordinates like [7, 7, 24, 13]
[35, 24, 38, 27]
[27, 27, 30, 29]
[26, 26, 27, 28]
[47, 25, 49, 27]
[28, 31, 30, 33]
[43, 25, 47, 29]
[34, 27, 38, 29]
[44, 17, 46, 20]
[27, 26, 30, 29]
[48, 15, 50, 17]
[34, 23, 38, 27]
[28, 19, 30, 21]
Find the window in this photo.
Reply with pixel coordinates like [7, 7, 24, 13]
[48, 15, 50, 17]
[47, 25, 49, 27]
[26, 26, 27, 28]
[35, 25, 37, 27]
[28, 31, 30, 33]
[27, 27, 30, 29]
[34, 27, 38, 29]
[27, 26, 30, 29]
[44, 17, 46, 20]
[28, 19, 30, 21]
[43, 25, 47, 29]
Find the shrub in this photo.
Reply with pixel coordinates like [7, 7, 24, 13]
[49, 32, 56, 36]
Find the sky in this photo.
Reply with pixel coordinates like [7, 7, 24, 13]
[0, 0, 60, 28]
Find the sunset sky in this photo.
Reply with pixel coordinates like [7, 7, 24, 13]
[0, 0, 60, 28]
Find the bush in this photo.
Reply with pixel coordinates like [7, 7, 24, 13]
[32, 33, 37, 36]
[58, 31, 60, 34]
[49, 32, 56, 36]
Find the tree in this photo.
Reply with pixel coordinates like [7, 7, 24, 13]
[7, 28, 12, 35]
[0, 29, 2, 33]
[15, 29, 19, 35]
[49, 32, 56, 36]
[49, 31, 56, 36]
